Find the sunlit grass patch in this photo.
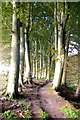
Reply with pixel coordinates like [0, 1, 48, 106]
[61, 106, 80, 119]
[2, 110, 18, 119]
[18, 101, 32, 118]
[39, 108, 49, 119]
[48, 84, 53, 91]
[2, 101, 33, 119]
[18, 101, 31, 109]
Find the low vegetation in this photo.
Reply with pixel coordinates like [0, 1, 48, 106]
[61, 106, 80, 119]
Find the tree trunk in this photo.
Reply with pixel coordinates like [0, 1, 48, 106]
[75, 21, 80, 98]
[39, 43, 42, 78]
[47, 53, 51, 80]
[53, 3, 69, 90]
[25, 4, 32, 84]
[53, 3, 65, 89]
[7, 0, 20, 98]
[35, 40, 38, 79]
[61, 32, 70, 85]
[75, 83, 80, 98]
[25, 37, 32, 84]
[42, 47, 46, 78]
[32, 40, 35, 78]
[32, 58, 35, 78]
[54, 2, 58, 51]
[19, 24, 25, 87]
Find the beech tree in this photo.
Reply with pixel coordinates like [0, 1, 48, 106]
[25, 3, 33, 84]
[53, 2, 69, 89]
[18, 3, 26, 87]
[75, 15, 80, 98]
[19, 23, 25, 87]
[7, 0, 20, 98]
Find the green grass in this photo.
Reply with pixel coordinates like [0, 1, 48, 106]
[2, 110, 18, 119]
[18, 101, 31, 109]
[48, 84, 53, 91]
[18, 101, 28, 106]
[40, 111, 49, 118]
[61, 106, 80, 119]
[2, 101, 33, 119]
[2, 89, 7, 95]
[0, 91, 2, 96]
[39, 108, 49, 119]
[18, 101, 32, 118]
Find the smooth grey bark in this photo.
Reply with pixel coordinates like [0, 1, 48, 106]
[32, 58, 35, 78]
[53, 3, 69, 89]
[38, 40, 42, 79]
[7, 1, 20, 98]
[25, 34, 32, 83]
[25, 4, 32, 84]
[54, 2, 58, 51]
[75, 81, 80, 98]
[53, 3, 63, 89]
[75, 21, 80, 98]
[61, 32, 70, 85]
[32, 40, 35, 78]
[42, 47, 46, 78]
[46, 40, 52, 80]
[35, 40, 38, 79]
[47, 53, 51, 80]
[19, 24, 25, 87]
[39, 42, 42, 78]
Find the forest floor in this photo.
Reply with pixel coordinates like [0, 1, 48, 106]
[0, 79, 80, 119]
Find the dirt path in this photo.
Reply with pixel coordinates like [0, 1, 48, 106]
[39, 83, 67, 118]
[0, 81, 75, 119]
[23, 82, 72, 119]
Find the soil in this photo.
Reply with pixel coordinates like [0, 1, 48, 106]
[0, 79, 78, 120]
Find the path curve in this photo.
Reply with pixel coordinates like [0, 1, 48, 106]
[39, 82, 67, 118]
[25, 82, 71, 119]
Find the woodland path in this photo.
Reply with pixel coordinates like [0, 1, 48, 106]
[22, 81, 73, 119]
[0, 80, 75, 119]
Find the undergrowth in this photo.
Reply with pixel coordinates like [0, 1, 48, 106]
[2, 110, 18, 119]
[2, 101, 33, 119]
[61, 106, 80, 119]
[39, 108, 49, 119]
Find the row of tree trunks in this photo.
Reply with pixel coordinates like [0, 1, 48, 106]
[32, 40, 53, 81]
[6, 1, 80, 99]
[7, 1, 32, 98]
[53, 2, 80, 99]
